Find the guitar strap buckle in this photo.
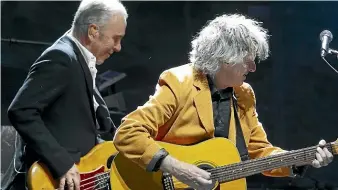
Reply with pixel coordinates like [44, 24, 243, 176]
[240, 154, 250, 161]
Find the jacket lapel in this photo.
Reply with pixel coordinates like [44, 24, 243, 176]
[191, 67, 248, 144]
[192, 68, 214, 136]
[61, 36, 96, 123]
[76, 49, 96, 123]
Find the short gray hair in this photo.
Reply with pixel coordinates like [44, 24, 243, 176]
[190, 14, 269, 77]
[71, 0, 128, 38]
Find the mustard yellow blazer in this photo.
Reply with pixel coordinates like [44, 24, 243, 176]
[113, 64, 291, 177]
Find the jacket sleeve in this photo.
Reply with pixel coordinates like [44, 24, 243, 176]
[113, 71, 179, 171]
[7, 51, 75, 179]
[246, 85, 292, 177]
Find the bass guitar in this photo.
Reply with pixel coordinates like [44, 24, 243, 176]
[27, 141, 117, 190]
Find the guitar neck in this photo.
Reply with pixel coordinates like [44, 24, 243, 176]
[210, 142, 337, 183]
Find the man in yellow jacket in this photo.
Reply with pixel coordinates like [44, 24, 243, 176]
[113, 14, 333, 189]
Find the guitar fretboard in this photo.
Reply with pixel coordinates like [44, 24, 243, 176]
[209, 143, 336, 183]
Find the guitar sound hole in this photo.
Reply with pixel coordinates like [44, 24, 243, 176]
[106, 154, 117, 169]
[197, 164, 214, 171]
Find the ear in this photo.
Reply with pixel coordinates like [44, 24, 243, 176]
[88, 24, 99, 41]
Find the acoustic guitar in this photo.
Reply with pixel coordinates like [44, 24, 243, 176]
[110, 138, 338, 190]
[27, 141, 117, 190]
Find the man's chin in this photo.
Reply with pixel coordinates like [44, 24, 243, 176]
[96, 60, 104, 65]
[234, 81, 244, 87]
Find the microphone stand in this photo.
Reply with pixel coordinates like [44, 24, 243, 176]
[321, 47, 338, 74]
[328, 48, 338, 59]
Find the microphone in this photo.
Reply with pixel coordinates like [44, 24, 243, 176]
[320, 30, 333, 57]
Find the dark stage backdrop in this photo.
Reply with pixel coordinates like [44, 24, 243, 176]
[2, 1, 338, 189]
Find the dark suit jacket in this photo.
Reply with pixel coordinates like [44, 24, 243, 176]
[5, 34, 115, 183]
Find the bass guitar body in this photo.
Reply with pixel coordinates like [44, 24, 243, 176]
[27, 141, 117, 190]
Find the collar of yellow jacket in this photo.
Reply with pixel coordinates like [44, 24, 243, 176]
[191, 64, 251, 113]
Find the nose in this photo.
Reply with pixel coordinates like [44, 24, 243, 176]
[113, 43, 121, 53]
[248, 61, 256, 73]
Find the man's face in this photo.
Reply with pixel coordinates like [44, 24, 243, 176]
[214, 55, 256, 89]
[87, 14, 126, 65]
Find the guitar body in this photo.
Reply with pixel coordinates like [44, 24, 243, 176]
[110, 138, 247, 190]
[27, 141, 117, 190]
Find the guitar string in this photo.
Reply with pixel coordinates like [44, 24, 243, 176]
[210, 144, 334, 181]
[80, 170, 110, 184]
[171, 150, 325, 187]
[80, 173, 110, 188]
[95, 184, 110, 190]
[209, 144, 332, 173]
[209, 144, 333, 176]
[171, 149, 318, 186]
[80, 171, 110, 187]
[171, 158, 307, 187]
[52, 175, 110, 190]
[211, 159, 306, 183]
[81, 175, 110, 190]
[171, 144, 334, 187]
[82, 176, 110, 190]
[81, 176, 109, 189]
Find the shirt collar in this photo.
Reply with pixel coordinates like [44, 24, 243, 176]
[67, 31, 96, 65]
[206, 74, 233, 99]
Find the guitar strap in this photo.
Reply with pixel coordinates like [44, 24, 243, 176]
[232, 95, 250, 161]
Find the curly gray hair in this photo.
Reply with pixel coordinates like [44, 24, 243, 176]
[189, 14, 269, 77]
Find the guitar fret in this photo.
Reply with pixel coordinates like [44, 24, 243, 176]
[211, 144, 335, 183]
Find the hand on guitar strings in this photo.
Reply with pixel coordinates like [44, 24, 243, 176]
[58, 164, 80, 190]
[311, 139, 334, 168]
[160, 155, 215, 190]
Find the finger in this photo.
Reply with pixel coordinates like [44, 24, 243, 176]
[316, 152, 325, 166]
[73, 173, 81, 190]
[317, 147, 327, 165]
[318, 139, 326, 146]
[323, 148, 334, 163]
[312, 158, 321, 168]
[192, 180, 200, 189]
[58, 177, 66, 190]
[66, 176, 74, 190]
[194, 167, 211, 180]
[196, 176, 213, 186]
[317, 147, 329, 166]
[184, 179, 199, 189]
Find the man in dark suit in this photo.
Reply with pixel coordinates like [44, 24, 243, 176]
[1, 0, 128, 189]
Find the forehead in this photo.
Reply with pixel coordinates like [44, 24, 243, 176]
[103, 14, 126, 36]
[244, 54, 255, 61]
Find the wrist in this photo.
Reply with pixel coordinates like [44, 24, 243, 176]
[152, 150, 169, 172]
[159, 155, 174, 172]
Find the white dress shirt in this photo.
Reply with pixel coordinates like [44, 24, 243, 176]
[67, 31, 99, 111]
